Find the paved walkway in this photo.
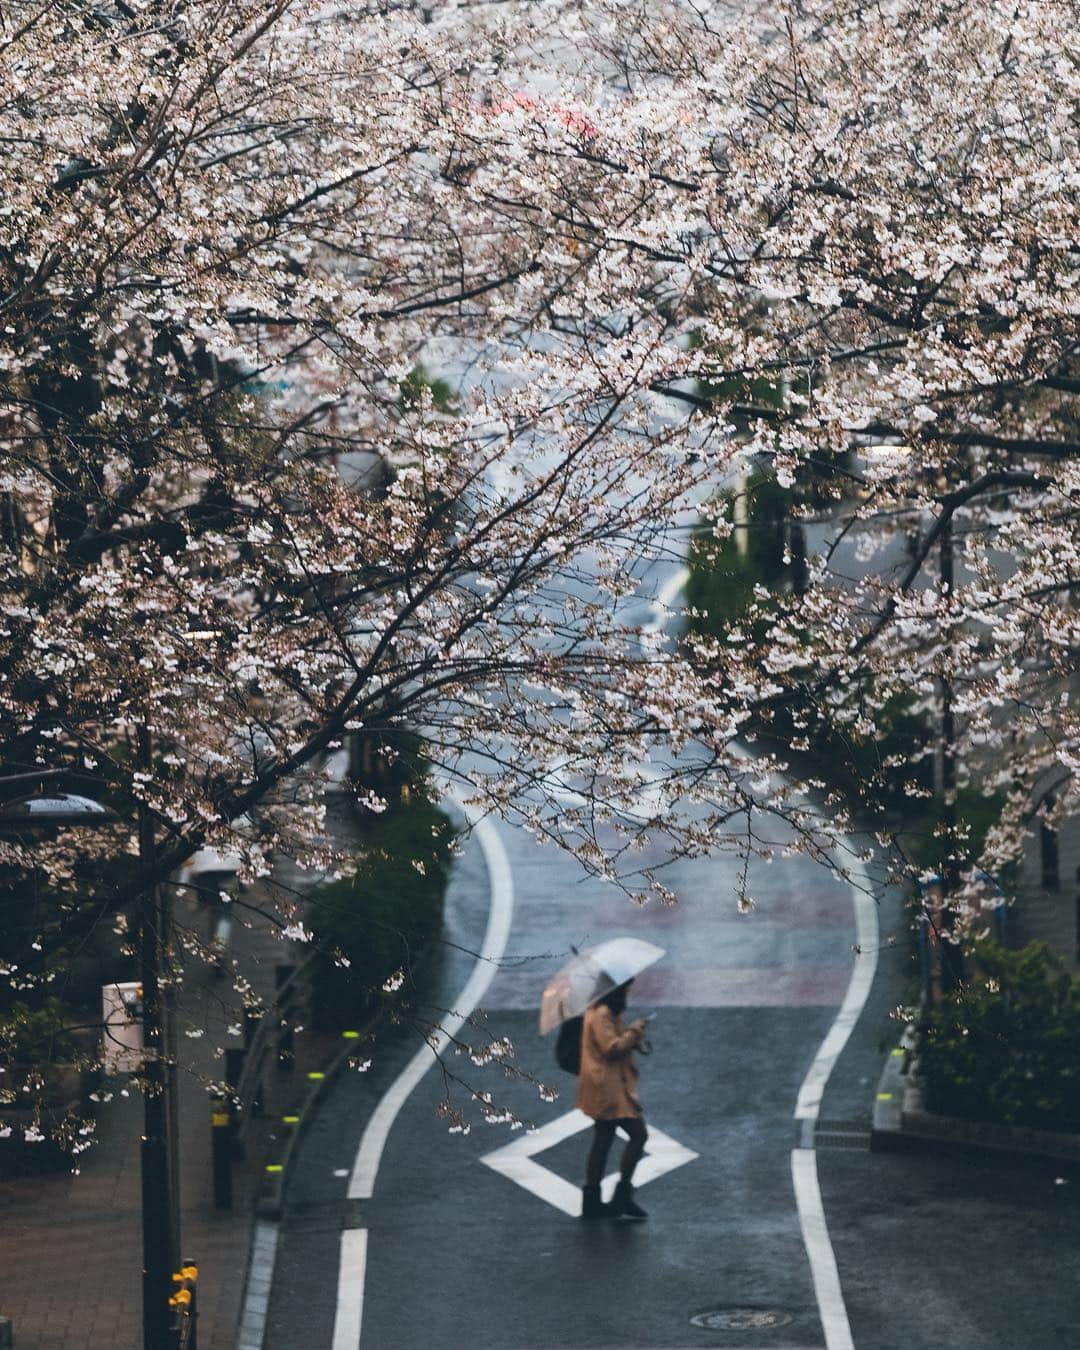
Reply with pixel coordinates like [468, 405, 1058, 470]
[1, 828, 348, 1350]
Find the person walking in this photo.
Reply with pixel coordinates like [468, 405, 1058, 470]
[576, 980, 649, 1221]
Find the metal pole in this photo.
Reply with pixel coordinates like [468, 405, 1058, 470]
[186, 1260, 199, 1350]
[164, 882, 181, 1275]
[225, 1046, 245, 1159]
[139, 725, 175, 1350]
[210, 1095, 233, 1209]
[938, 519, 961, 991]
[275, 964, 295, 1069]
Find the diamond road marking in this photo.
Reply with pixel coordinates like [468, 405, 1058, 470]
[480, 1108, 698, 1217]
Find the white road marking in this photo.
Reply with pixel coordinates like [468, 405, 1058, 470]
[791, 1150, 854, 1350]
[480, 1107, 698, 1217]
[791, 852, 876, 1350]
[331, 1229, 368, 1350]
[331, 794, 514, 1348]
[346, 802, 514, 1199]
[796, 854, 877, 1121]
[644, 564, 690, 636]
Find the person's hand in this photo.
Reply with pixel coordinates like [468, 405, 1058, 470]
[629, 1018, 647, 1037]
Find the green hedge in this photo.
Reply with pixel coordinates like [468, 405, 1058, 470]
[917, 941, 1080, 1133]
[307, 796, 454, 1028]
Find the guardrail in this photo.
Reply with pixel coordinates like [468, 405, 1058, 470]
[209, 953, 317, 1209]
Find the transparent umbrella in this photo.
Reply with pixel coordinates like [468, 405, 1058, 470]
[538, 938, 665, 1034]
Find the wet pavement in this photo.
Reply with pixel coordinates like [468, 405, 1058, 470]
[266, 790, 863, 1350]
[264, 785, 1080, 1350]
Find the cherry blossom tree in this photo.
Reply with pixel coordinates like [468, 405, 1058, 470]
[632, 0, 1080, 926]
[1, 0, 1077, 1127]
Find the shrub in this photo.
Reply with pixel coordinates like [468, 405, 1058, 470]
[917, 941, 1080, 1133]
[684, 472, 790, 634]
[307, 796, 454, 1028]
[0, 999, 79, 1066]
[398, 363, 457, 413]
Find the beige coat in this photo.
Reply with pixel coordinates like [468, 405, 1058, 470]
[575, 1003, 644, 1121]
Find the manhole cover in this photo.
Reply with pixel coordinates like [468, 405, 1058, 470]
[690, 1308, 794, 1331]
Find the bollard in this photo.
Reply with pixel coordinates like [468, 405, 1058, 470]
[275, 964, 295, 1070]
[224, 1047, 246, 1160]
[0, 1315, 13, 1349]
[210, 1097, 233, 1210]
[183, 1261, 198, 1350]
[170, 1261, 199, 1350]
[224, 1045, 244, 1091]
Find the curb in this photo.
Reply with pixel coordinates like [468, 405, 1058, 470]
[234, 1001, 395, 1350]
[254, 778, 440, 1219]
[235, 790, 451, 1344]
[254, 1017, 385, 1220]
[871, 1036, 1080, 1174]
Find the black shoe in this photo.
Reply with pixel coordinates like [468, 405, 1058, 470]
[580, 1184, 610, 1219]
[611, 1179, 647, 1220]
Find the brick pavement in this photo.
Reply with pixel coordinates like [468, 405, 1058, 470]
[0, 868, 344, 1350]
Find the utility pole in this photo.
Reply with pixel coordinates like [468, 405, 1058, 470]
[139, 725, 177, 1350]
[937, 509, 961, 992]
[939, 511, 956, 853]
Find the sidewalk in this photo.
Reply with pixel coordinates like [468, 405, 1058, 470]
[1, 830, 348, 1350]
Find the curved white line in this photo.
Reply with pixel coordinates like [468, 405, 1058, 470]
[791, 852, 877, 1350]
[649, 558, 874, 1350]
[346, 801, 514, 1198]
[644, 564, 690, 636]
[332, 797, 514, 1350]
[792, 1148, 854, 1350]
[796, 853, 878, 1121]
[650, 557, 872, 1349]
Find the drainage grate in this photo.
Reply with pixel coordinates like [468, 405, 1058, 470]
[690, 1308, 794, 1331]
[794, 1119, 872, 1150]
[814, 1129, 871, 1150]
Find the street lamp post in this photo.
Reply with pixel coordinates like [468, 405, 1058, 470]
[937, 513, 963, 994]
[138, 728, 178, 1350]
[0, 764, 180, 1350]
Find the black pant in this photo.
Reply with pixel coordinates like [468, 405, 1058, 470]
[585, 1116, 648, 1187]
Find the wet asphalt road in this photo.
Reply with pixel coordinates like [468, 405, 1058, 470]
[264, 798, 1080, 1350]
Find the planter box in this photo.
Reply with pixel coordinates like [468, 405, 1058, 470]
[872, 1041, 1080, 1171]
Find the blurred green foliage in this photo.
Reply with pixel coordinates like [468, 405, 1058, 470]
[307, 795, 454, 1028]
[398, 364, 457, 414]
[685, 472, 933, 809]
[684, 471, 790, 634]
[905, 786, 1009, 878]
[0, 998, 78, 1065]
